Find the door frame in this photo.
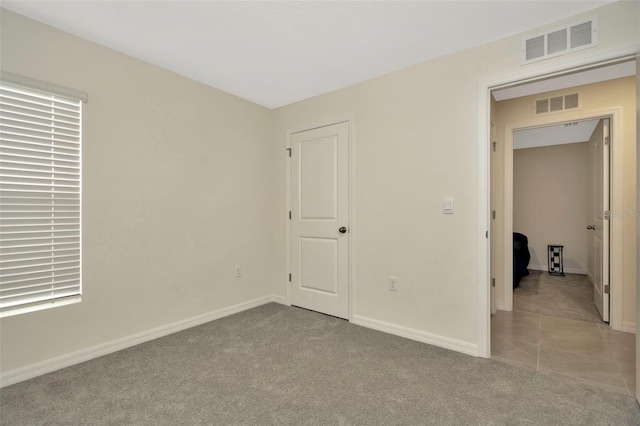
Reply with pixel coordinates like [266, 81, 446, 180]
[285, 115, 355, 321]
[477, 47, 638, 358]
[501, 111, 621, 328]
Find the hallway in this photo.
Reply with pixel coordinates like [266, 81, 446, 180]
[491, 309, 635, 396]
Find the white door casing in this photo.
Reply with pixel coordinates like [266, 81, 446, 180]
[478, 50, 637, 359]
[592, 118, 610, 322]
[289, 122, 349, 319]
[490, 123, 497, 315]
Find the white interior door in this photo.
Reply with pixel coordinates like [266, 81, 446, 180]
[290, 122, 349, 319]
[591, 118, 610, 322]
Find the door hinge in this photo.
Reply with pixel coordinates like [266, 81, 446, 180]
[492, 141, 497, 152]
[288, 273, 292, 282]
[604, 284, 610, 294]
[485, 230, 489, 239]
[492, 278, 496, 288]
[604, 136, 610, 146]
[492, 210, 496, 220]
[289, 211, 291, 220]
[286, 148, 291, 157]
[604, 210, 611, 221]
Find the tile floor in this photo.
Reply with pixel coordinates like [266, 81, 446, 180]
[491, 309, 636, 396]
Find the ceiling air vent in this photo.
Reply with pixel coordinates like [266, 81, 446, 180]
[536, 99, 549, 114]
[534, 93, 580, 115]
[564, 93, 579, 109]
[522, 18, 597, 64]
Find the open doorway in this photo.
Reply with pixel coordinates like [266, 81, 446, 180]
[509, 117, 609, 324]
[487, 71, 636, 396]
[491, 73, 635, 331]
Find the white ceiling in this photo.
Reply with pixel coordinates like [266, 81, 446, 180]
[514, 119, 600, 150]
[1, 1, 617, 109]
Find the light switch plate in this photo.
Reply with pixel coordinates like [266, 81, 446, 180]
[443, 197, 454, 214]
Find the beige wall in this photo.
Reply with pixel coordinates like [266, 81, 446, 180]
[0, 10, 279, 373]
[273, 1, 639, 344]
[513, 142, 589, 273]
[0, 0, 638, 375]
[494, 76, 637, 326]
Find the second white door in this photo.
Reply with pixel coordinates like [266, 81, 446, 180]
[290, 122, 349, 319]
[590, 118, 610, 322]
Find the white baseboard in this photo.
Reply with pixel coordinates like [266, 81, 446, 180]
[622, 321, 636, 334]
[0, 295, 286, 388]
[495, 304, 506, 311]
[351, 315, 478, 357]
[528, 264, 587, 275]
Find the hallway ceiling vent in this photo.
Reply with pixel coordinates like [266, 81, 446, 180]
[534, 93, 580, 115]
[522, 18, 597, 65]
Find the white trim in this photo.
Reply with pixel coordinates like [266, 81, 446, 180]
[352, 315, 478, 357]
[622, 321, 636, 334]
[348, 117, 356, 321]
[527, 264, 588, 275]
[477, 83, 491, 358]
[285, 131, 292, 306]
[477, 46, 639, 359]
[0, 295, 286, 388]
[285, 115, 355, 321]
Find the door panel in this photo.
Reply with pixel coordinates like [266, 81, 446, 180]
[300, 138, 337, 219]
[290, 122, 349, 319]
[300, 237, 338, 294]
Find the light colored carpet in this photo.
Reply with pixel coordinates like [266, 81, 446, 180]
[514, 270, 603, 324]
[2, 303, 639, 425]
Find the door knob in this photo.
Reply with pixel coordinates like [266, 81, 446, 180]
[338, 227, 347, 234]
[586, 225, 596, 230]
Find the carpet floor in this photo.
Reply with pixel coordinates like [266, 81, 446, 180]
[514, 270, 603, 324]
[2, 303, 639, 425]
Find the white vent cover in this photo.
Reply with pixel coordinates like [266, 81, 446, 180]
[534, 93, 580, 115]
[522, 18, 597, 64]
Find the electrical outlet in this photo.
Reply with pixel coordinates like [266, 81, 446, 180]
[389, 276, 398, 291]
[235, 266, 242, 278]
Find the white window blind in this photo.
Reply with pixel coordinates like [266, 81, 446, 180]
[0, 78, 84, 317]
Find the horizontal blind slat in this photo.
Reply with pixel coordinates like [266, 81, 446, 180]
[0, 107, 80, 127]
[1, 166, 79, 179]
[1, 248, 80, 261]
[0, 111, 81, 131]
[1, 264, 81, 280]
[1, 129, 80, 145]
[1, 137, 80, 152]
[1, 122, 80, 139]
[1, 256, 80, 271]
[1, 272, 80, 287]
[2, 245, 79, 257]
[1, 276, 80, 292]
[0, 92, 81, 113]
